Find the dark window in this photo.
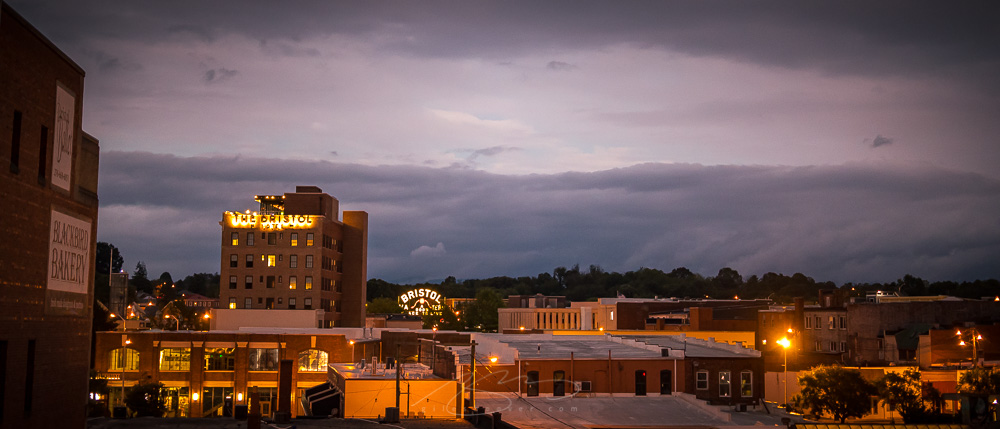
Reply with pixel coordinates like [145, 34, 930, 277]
[25, 339, 35, 416]
[289, 298, 296, 310]
[246, 232, 254, 246]
[267, 233, 276, 245]
[37, 126, 48, 184]
[245, 254, 253, 268]
[244, 276, 252, 289]
[230, 254, 238, 268]
[266, 276, 275, 289]
[304, 298, 312, 310]
[10, 111, 22, 173]
[228, 276, 236, 289]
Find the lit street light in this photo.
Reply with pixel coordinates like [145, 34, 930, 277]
[957, 328, 984, 366]
[164, 314, 180, 331]
[777, 336, 791, 407]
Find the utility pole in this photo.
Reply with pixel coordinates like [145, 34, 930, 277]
[470, 340, 477, 411]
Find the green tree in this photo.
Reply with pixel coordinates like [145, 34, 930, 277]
[793, 365, 876, 423]
[464, 288, 505, 332]
[957, 366, 1000, 395]
[367, 297, 403, 314]
[95, 242, 124, 274]
[131, 261, 153, 294]
[876, 368, 926, 423]
[124, 380, 166, 417]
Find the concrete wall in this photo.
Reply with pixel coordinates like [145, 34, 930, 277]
[342, 379, 459, 418]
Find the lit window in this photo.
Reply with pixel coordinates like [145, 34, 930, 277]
[267, 255, 276, 267]
[231, 232, 239, 246]
[290, 255, 297, 268]
[696, 371, 708, 390]
[828, 316, 835, 329]
[719, 371, 731, 397]
[740, 371, 753, 397]
[305, 277, 313, 290]
[305, 255, 313, 268]
[289, 276, 297, 290]
[248, 348, 279, 371]
[298, 349, 329, 372]
[204, 348, 235, 371]
[306, 233, 314, 246]
[229, 298, 236, 309]
[290, 233, 298, 247]
[159, 348, 191, 371]
[109, 348, 140, 371]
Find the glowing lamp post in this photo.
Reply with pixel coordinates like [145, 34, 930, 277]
[957, 328, 984, 366]
[164, 314, 179, 331]
[777, 336, 791, 406]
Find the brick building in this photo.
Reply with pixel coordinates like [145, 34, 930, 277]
[219, 186, 368, 327]
[2, 4, 100, 428]
[93, 329, 353, 418]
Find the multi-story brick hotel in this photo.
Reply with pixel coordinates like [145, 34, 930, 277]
[219, 186, 368, 327]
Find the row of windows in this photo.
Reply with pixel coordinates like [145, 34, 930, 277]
[695, 370, 753, 398]
[228, 274, 320, 289]
[815, 341, 848, 352]
[229, 253, 322, 269]
[230, 232, 316, 247]
[804, 315, 847, 330]
[7, 110, 50, 185]
[109, 348, 329, 372]
[228, 296, 315, 310]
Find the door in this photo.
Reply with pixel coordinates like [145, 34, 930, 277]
[635, 370, 647, 396]
[553, 371, 565, 396]
[527, 371, 539, 397]
[660, 370, 672, 394]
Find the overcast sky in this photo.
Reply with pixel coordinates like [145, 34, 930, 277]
[11, 1, 1000, 285]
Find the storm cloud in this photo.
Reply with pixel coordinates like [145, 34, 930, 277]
[98, 152, 1000, 284]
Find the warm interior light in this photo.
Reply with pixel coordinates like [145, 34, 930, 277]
[237, 393, 243, 402]
[191, 392, 200, 401]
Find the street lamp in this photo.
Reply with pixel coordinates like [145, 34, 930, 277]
[777, 336, 791, 407]
[957, 328, 984, 366]
[164, 314, 179, 331]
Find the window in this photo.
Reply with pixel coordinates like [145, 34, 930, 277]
[830, 341, 837, 351]
[37, 125, 48, 184]
[159, 348, 191, 371]
[245, 276, 253, 289]
[109, 348, 140, 371]
[719, 371, 731, 397]
[289, 298, 296, 309]
[306, 233, 314, 246]
[10, 110, 22, 173]
[304, 298, 312, 310]
[291, 233, 298, 246]
[244, 298, 252, 309]
[828, 316, 835, 329]
[289, 276, 297, 290]
[696, 371, 708, 390]
[246, 232, 254, 246]
[305, 255, 313, 268]
[248, 348, 279, 371]
[229, 298, 236, 309]
[815, 316, 820, 328]
[815, 341, 822, 351]
[839, 316, 846, 330]
[245, 254, 253, 268]
[290, 255, 297, 268]
[204, 348, 235, 371]
[840, 341, 847, 352]
[740, 371, 753, 397]
[298, 349, 329, 372]
[229, 276, 237, 289]
[805, 317, 812, 329]
[230, 254, 238, 268]
[266, 276, 275, 289]
[231, 232, 239, 246]
[267, 255, 276, 267]
[267, 233, 277, 245]
[305, 276, 313, 290]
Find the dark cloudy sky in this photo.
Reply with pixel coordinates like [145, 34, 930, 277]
[11, 1, 1000, 284]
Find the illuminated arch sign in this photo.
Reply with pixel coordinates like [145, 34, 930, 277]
[399, 288, 444, 316]
[224, 212, 315, 230]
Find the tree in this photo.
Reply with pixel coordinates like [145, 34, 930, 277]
[876, 368, 926, 423]
[957, 366, 1000, 395]
[464, 288, 505, 332]
[95, 242, 124, 275]
[131, 262, 153, 294]
[124, 380, 166, 417]
[367, 297, 403, 314]
[793, 365, 876, 423]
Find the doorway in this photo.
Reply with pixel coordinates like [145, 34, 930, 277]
[553, 371, 565, 396]
[527, 371, 539, 397]
[660, 370, 672, 394]
[635, 370, 647, 396]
